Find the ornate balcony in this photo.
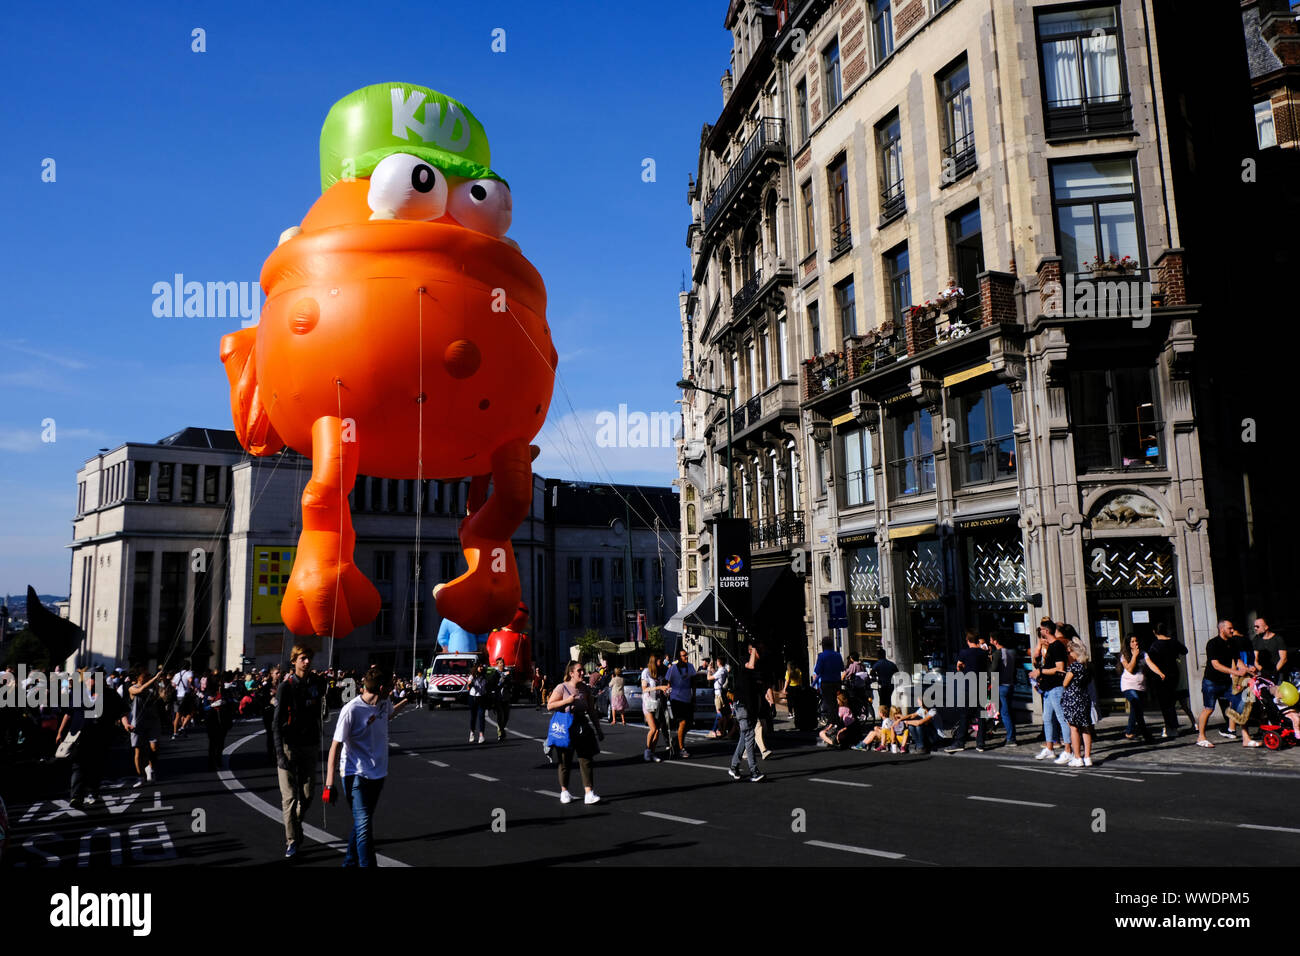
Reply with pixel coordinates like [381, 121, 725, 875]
[702, 118, 787, 236]
[751, 511, 806, 551]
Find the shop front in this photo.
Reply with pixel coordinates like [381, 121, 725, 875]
[841, 531, 883, 661]
[1084, 536, 1179, 702]
[895, 528, 946, 672]
[958, 513, 1032, 700]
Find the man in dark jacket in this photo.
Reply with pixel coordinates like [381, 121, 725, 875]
[945, 630, 990, 753]
[274, 645, 325, 859]
[728, 643, 766, 783]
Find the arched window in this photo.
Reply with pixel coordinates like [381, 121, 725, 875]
[765, 192, 779, 261]
[686, 503, 697, 534]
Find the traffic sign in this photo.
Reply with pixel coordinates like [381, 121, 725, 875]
[828, 590, 848, 629]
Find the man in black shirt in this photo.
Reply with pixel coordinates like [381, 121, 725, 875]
[727, 642, 765, 783]
[1030, 626, 1070, 761]
[1251, 615, 1288, 681]
[274, 645, 326, 859]
[945, 631, 989, 753]
[1143, 623, 1187, 738]
[1197, 621, 1255, 748]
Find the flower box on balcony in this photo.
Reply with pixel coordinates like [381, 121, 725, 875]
[1085, 254, 1137, 277]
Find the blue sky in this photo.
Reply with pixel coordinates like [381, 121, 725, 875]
[0, 1, 732, 595]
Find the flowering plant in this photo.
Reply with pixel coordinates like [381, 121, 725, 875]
[1085, 253, 1136, 274]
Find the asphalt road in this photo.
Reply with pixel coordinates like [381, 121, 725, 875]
[5, 704, 1298, 868]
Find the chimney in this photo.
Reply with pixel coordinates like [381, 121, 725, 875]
[721, 70, 734, 105]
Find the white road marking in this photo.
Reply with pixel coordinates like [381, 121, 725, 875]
[1000, 765, 1080, 778]
[641, 811, 707, 826]
[428, 759, 449, 768]
[486, 715, 543, 743]
[805, 839, 905, 860]
[534, 790, 561, 798]
[219, 730, 409, 867]
[968, 795, 1055, 808]
[468, 773, 498, 783]
[1238, 823, 1300, 835]
[810, 778, 872, 788]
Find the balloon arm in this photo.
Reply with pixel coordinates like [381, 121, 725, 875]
[301, 416, 359, 533]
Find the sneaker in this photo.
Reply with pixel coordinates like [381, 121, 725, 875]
[477, 732, 485, 744]
[679, 750, 690, 759]
[750, 772, 766, 783]
[1035, 747, 1053, 760]
[144, 765, 154, 782]
[943, 746, 963, 754]
[559, 790, 573, 804]
[469, 732, 475, 743]
[851, 742, 868, 751]
[1083, 757, 1093, 767]
[1006, 741, 1019, 747]
[890, 744, 899, 754]
[1054, 751, 1072, 765]
[1068, 757, 1083, 768]
[975, 747, 986, 753]
[82, 794, 96, 806]
[584, 792, 601, 805]
[761, 750, 773, 759]
[643, 748, 652, 762]
[1218, 730, 1237, 740]
[133, 777, 145, 788]
[651, 753, 662, 763]
[284, 842, 297, 859]
[728, 767, 741, 780]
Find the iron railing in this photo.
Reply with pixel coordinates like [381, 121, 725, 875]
[703, 118, 787, 231]
[942, 131, 977, 180]
[732, 269, 763, 315]
[880, 178, 906, 223]
[1045, 92, 1132, 139]
[750, 511, 806, 550]
[831, 219, 852, 257]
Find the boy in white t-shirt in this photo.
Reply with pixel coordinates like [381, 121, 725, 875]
[324, 667, 409, 867]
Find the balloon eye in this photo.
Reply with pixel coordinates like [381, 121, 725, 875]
[447, 179, 513, 238]
[412, 164, 436, 193]
[367, 153, 447, 220]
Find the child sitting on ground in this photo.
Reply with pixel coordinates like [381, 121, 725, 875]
[819, 691, 863, 748]
[856, 705, 906, 752]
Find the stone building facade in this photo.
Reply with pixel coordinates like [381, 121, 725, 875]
[677, 0, 1291, 698]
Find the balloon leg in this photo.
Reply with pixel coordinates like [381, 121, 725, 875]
[434, 438, 531, 633]
[281, 415, 381, 637]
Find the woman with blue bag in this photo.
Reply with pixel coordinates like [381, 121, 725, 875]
[547, 661, 603, 805]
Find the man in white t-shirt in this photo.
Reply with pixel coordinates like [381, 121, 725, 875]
[324, 666, 409, 867]
[171, 666, 196, 738]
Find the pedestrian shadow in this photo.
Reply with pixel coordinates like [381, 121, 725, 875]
[377, 815, 568, 845]
[492, 837, 695, 867]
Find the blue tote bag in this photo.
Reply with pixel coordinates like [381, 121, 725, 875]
[546, 711, 573, 748]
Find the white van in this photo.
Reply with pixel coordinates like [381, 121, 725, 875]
[426, 653, 481, 707]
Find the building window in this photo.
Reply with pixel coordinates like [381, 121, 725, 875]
[567, 556, 582, 582]
[828, 155, 851, 256]
[653, 558, 663, 583]
[157, 463, 173, 502]
[688, 570, 699, 589]
[834, 278, 857, 338]
[568, 601, 582, 628]
[939, 56, 975, 180]
[203, 467, 218, 503]
[633, 557, 646, 581]
[591, 558, 603, 583]
[1070, 367, 1163, 472]
[954, 384, 1016, 487]
[1050, 157, 1141, 274]
[376, 551, 395, 582]
[1037, 5, 1130, 138]
[808, 301, 822, 357]
[376, 603, 392, 637]
[870, 0, 894, 65]
[885, 244, 911, 325]
[1255, 100, 1277, 149]
[947, 202, 984, 321]
[224, 466, 232, 502]
[612, 595, 625, 622]
[591, 595, 603, 627]
[134, 463, 151, 501]
[838, 426, 875, 509]
[822, 38, 843, 112]
[795, 79, 810, 142]
[612, 558, 624, 583]
[801, 180, 816, 257]
[876, 112, 905, 222]
[889, 408, 936, 496]
[157, 551, 187, 654]
[179, 464, 196, 503]
[777, 316, 789, 379]
[129, 552, 152, 663]
[438, 551, 458, 581]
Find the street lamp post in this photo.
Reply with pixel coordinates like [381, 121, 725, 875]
[677, 379, 734, 518]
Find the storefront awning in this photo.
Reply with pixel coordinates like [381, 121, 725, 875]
[889, 522, 937, 539]
[664, 589, 737, 634]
